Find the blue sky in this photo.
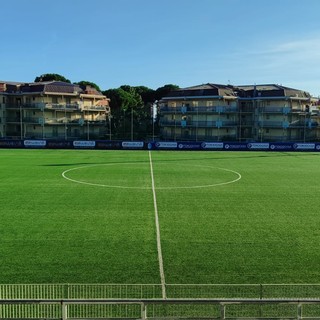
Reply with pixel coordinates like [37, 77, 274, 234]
[1, 0, 320, 95]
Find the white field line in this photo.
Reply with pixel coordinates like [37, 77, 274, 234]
[148, 151, 167, 299]
[62, 163, 241, 190]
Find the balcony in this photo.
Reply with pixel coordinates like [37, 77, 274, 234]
[81, 105, 107, 111]
[258, 121, 285, 128]
[23, 117, 44, 124]
[5, 103, 80, 110]
[45, 103, 79, 110]
[160, 120, 238, 128]
[161, 132, 237, 141]
[6, 117, 20, 123]
[160, 106, 238, 113]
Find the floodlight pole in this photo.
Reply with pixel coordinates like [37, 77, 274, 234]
[64, 105, 67, 141]
[19, 104, 23, 140]
[108, 114, 112, 141]
[87, 109, 90, 141]
[131, 107, 133, 141]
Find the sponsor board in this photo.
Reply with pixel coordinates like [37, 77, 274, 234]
[122, 141, 144, 148]
[293, 143, 315, 150]
[247, 143, 270, 149]
[224, 143, 247, 150]
[201, 142, 224, 149]
[96, 141, 121, 149]
[178, 142, 201, 149]
[24, 140, 47, 147]
[155, 142, 178, 149]
[0, 140, 23, 148]
[73, 141, 96, 148]
[270, 144, 293, 151]
[47, 141, 72, 149]
[316, 144, 320, 151]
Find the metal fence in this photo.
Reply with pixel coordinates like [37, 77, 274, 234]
[2, 284, 320, 300]
[2, 284, 320, 319]
[1, 298, 320, 319]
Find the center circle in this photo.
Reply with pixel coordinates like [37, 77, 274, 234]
[62, 163, 241, 189]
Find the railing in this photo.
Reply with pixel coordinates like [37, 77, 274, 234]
[7, 283, 320, 300]
[160, 120, 238, 128]
[2, 285, 320, 319]
[46, 103, 79, 110]
[160, 106, 238, 113]
[81, 105, 107, 111]
[1, 298, 320, 319]
[5, 117, 20, 123]
[5, 103, 80, 110]
[258, 121, 284, 128]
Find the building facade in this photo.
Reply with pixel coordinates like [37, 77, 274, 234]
[159, 84, 319, 142]
[0, 80, 110, 140]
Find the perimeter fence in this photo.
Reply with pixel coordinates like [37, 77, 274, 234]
[2, 284, 320, 319]
[2, 283, 320, 300]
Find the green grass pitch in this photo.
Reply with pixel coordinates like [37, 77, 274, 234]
[1, 149, 320, 284]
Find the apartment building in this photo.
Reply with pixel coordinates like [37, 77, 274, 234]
[0, 80, 110, 140]
[159, 83, 319, 142]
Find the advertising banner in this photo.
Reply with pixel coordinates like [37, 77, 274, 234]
[95, 141, 121, 149]
[224, 143, 248, 150]
[73, 141, 96, 148]
[270, 143, 294, 151]
[24, 140, 47, 148]
[247, 143, 270, 150]
[293, 143, 315, 150]
[154, 142, 178, 149]
[177, 142, 202, 150]
[201, 142, 224, 149]
[0, 140, 24, 148]
[47, 141, 72, 149]
[121, 141, 144, 149]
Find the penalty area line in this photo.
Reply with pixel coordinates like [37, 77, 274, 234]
[148, 151, 167, 299]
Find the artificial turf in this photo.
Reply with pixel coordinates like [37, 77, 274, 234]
[1, 149, 320, 284]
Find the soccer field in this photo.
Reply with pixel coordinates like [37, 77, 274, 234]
[1, 149, 320, 285]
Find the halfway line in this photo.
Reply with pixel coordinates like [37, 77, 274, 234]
[148, 151, 166, 299]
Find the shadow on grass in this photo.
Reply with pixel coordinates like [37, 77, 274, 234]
[40, 151, 319, 167]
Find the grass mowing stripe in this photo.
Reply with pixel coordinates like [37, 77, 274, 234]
[149, 151, 166, 298]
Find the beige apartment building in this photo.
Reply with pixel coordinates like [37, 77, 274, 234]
[0, 80, 110, 140]
[159, 84, 319, 142]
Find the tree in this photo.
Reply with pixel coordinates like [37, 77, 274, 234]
[34, 73, 71, 83]
[74, 81, 101, 92]
[155, 84, 180, 101]
[104, 86, 151, 140]
[103, 84, 180, 140]
[134, 86, 156, 104]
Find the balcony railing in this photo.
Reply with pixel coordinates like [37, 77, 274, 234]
[161, 132, 238, 141]
[81, 105, 107, 111]
[6, 103, 80, 110]
[160, 106, 238, 113]
[45, 103, 79, 110]
[6, 117, 20, 123]
[160, 120, 238, 128]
